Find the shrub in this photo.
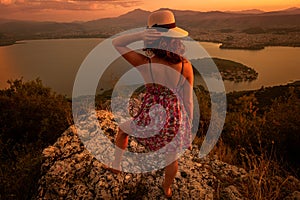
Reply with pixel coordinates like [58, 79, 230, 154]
[210, 88, 300, 199]
[0, 78, 72, 199]
[263, 87, 300, 174]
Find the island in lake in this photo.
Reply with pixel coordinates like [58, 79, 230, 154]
[191, 57, 258, 83]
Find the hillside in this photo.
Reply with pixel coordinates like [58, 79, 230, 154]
[37, 111, 300, 199]
[1, 8, 300, 49]
[1, 79, 299, 199]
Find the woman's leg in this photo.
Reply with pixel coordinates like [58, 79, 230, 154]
[111, 121, 132, 172]
[112, 127, 128, 170]
[162, 153, 178, 197]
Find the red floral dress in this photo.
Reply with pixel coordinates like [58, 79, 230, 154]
[130, 62, 192, 153]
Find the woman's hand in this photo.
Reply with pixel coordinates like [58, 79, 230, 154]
[113, 28, 161, 48]
[143, 28, 162, 48]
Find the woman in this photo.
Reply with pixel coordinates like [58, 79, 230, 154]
[111, 10, 194, 198]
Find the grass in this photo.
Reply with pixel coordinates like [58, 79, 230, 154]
[192, 134, 298, 200]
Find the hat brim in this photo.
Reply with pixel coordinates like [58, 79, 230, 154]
[151, 26, 188, 38]
[163, 27, 189, 38]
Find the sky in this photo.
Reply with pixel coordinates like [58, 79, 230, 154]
[0, 0, 300, 22]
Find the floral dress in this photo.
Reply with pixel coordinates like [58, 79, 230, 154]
[130, 60, 192, 153]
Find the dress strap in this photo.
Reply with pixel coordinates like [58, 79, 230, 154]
[148, 57, 155, 84]
[176, 61, 184, 88]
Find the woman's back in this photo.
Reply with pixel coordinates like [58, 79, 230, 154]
[139, 56, 191, 90]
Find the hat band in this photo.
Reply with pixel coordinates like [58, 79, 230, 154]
[151, 23, 176, 29]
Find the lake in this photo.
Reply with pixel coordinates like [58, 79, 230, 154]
[0, 38, 299, 96]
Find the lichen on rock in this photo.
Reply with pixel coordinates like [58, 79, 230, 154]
[37, 110, 299, 199]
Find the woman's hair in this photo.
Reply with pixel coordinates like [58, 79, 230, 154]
[144, 37, 185, 64]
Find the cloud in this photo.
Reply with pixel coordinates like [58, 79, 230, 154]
[0, 0, 14, 5]
[0, 0, 142, 11]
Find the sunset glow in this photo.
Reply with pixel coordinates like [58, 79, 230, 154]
[1, 0, 300, 21]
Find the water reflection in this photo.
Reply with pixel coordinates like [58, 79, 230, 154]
[0, 39, 299, 96]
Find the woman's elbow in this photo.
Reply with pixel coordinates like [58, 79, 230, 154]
[112, 38, 118, 48]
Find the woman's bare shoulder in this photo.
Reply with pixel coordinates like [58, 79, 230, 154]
[182, 58, 193, 84]
[182, 59, 193, 70]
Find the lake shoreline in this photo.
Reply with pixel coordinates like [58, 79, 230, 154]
[1, 36, 300, 51]
[1, 38, 299, 97]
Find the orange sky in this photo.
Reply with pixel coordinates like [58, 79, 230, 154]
[0, 0, 300, 21]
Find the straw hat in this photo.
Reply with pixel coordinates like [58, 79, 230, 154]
[147, 10, 188, 38]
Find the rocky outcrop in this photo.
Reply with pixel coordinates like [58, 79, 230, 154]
[37, 110, 300, 199]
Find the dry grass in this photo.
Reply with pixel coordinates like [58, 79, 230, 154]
[192, 135, 298, 200]
[239, 147, 289, 200]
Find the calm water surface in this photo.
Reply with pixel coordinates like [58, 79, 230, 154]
[196, 42, 300, 92]
[0, 39, 299, 96]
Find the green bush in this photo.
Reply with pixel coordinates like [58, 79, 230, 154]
[211, 88, 300, 199]
[263, 88, 300, 174]
[221, 88, 300, 176]
[0, 78, 72, 199]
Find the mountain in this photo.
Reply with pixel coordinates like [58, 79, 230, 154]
[83, 9, 150, 33]
[118, 8, 151, 19]
[226, 7, 300, 15]
[278, 7, 300, 14]
[261, 7, 300, 15]
[226, 9, 265, 14]
[0, 7, 300, 43]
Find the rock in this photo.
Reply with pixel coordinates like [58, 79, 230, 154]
[222, 185, 243, 200]
[180, 171, 188, 178]
[36, 110, 299, 199]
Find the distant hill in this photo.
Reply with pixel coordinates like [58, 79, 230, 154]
[261, 7, 300, 15]
[0, 7, 300, 44]
[225, 9, 265, 14]
[226, 7, 300, 15]
[78, 7, 300, 34]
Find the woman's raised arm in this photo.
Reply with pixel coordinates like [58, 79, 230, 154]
[112, 29, 161, 67]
